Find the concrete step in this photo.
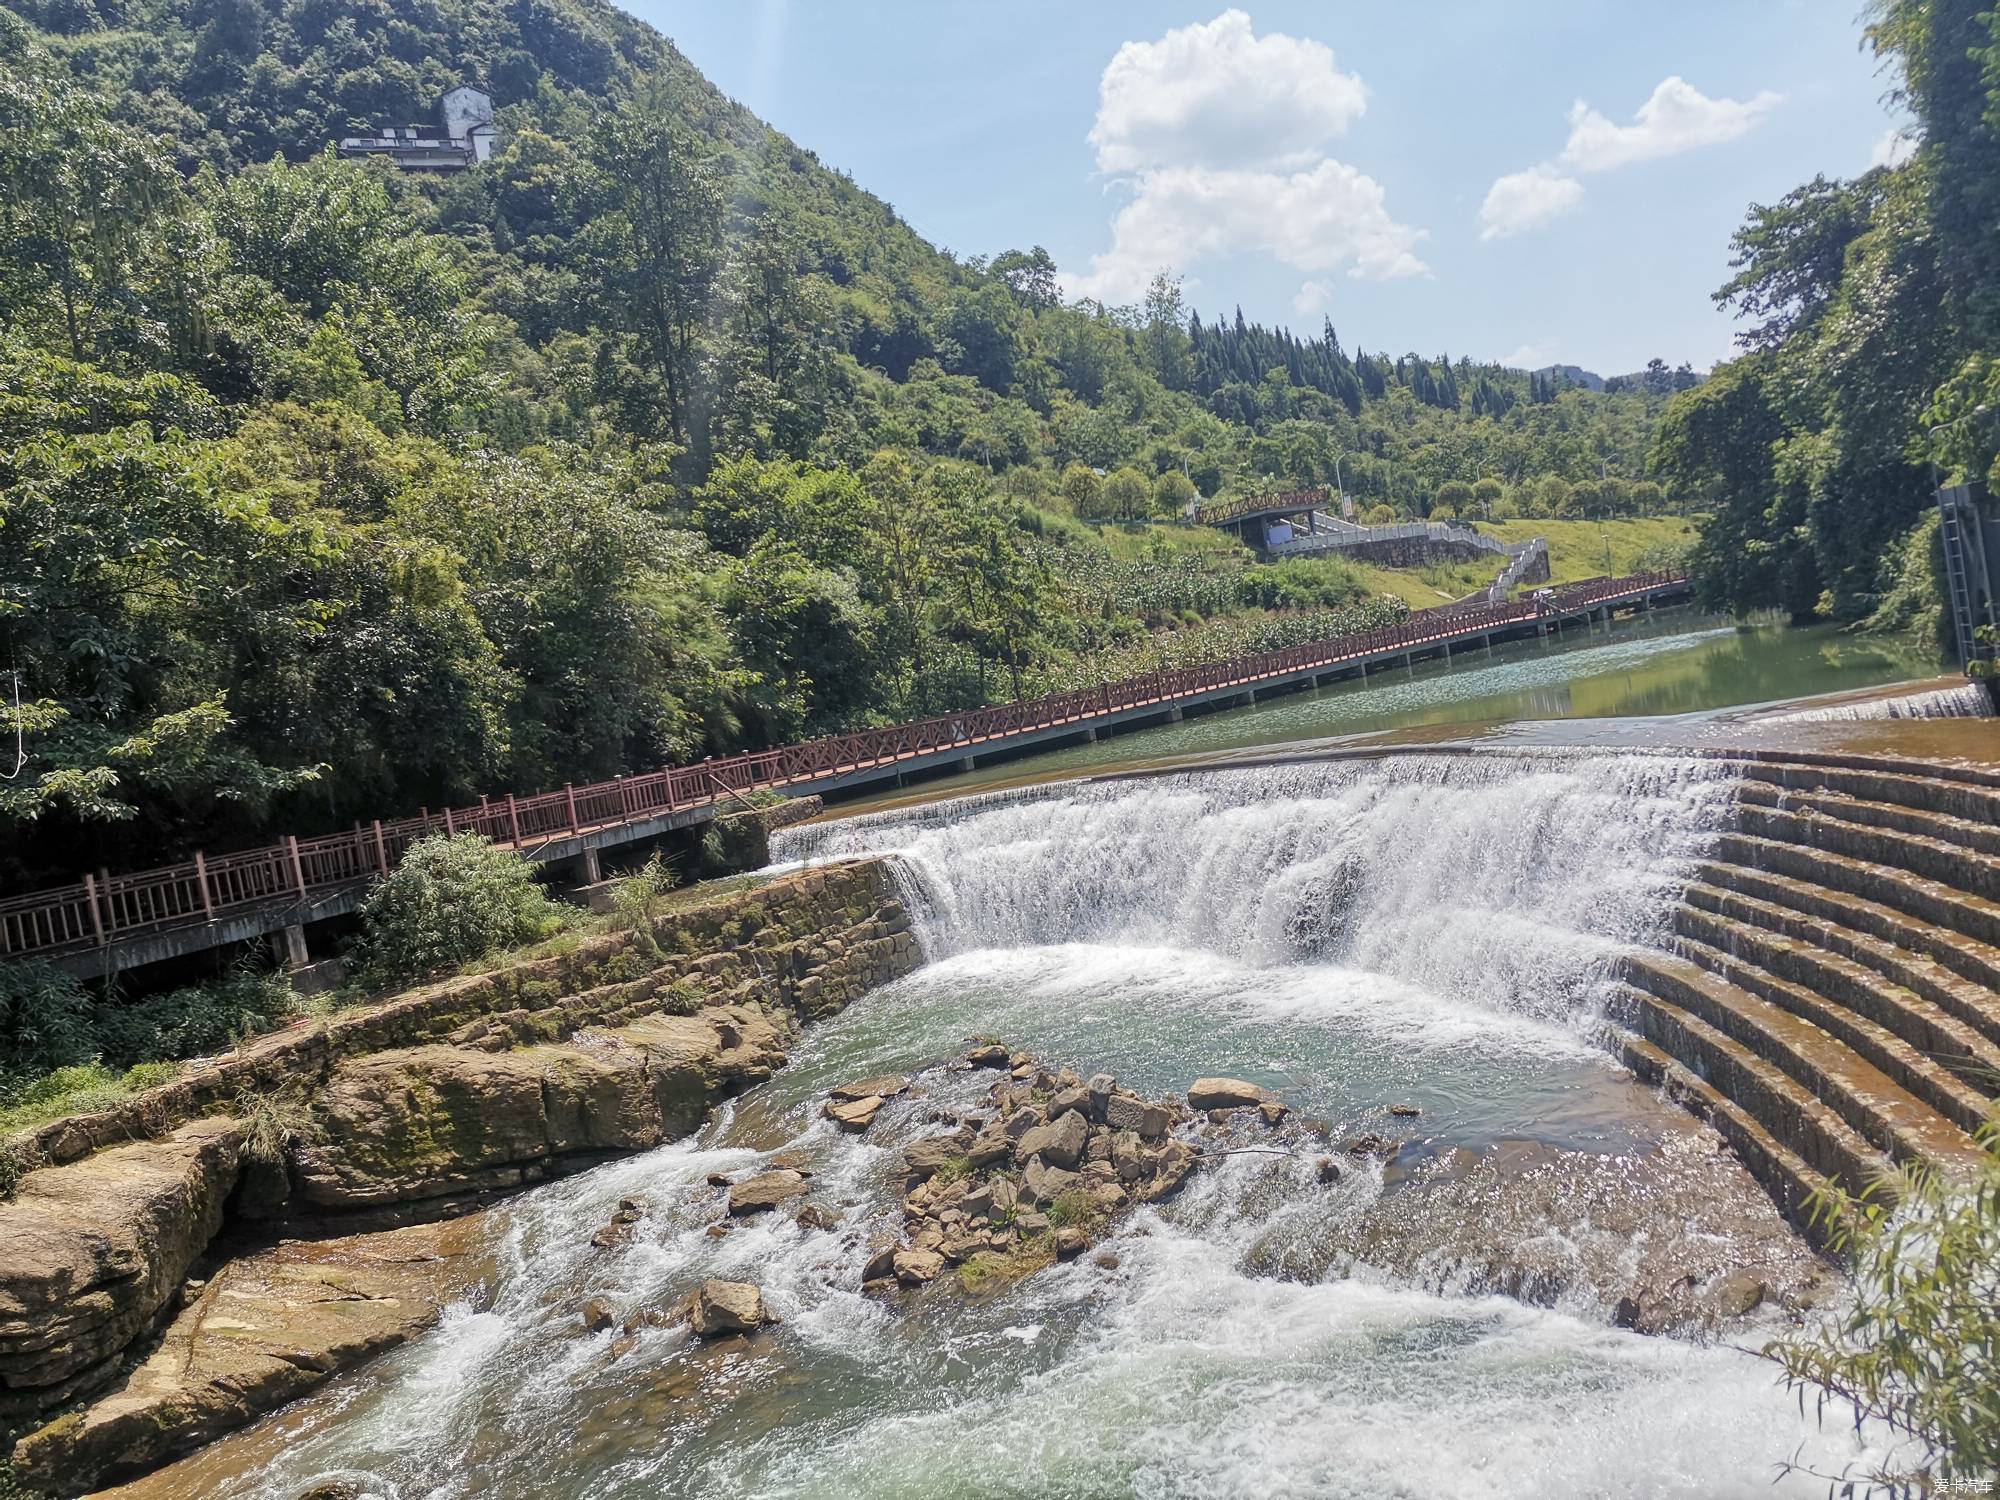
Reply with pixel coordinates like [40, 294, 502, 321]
[1731, 756, 2000, 828]
[1683, 873, 2000, 1059]
[1605, 969, 1897, 1196]
[1736, 779, 2000, 862]
[1694, 858, 2000, 1003]
[1715, 831, 2000, 951]
[1607, 1024, 1842, 1242]
[1666, 911, 1998, 1135]
[1619, 952, 1987, 1180]
[1735, 803, 2000, 904]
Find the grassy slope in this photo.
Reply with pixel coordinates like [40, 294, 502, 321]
[1348, 517, 1696, 605]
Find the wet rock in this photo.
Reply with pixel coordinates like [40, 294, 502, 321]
[1187, 1077, 1271, 1110]
[582, 1296, 617, 1332]
[295, 1485, 364, 1500]
[892, 1248, 945, 1285]
[768, 1151, 812, 1174]
[1340, 1132, 1393, 1157]
[727, 1170, 809, 1215]
[862, 1239, 899, 1282]
[1055, 1227, 1088, 1259]
[829, 1075, 907, 1103]
[1258, 1100, 1289, 1126]
[11, 1218, 479, 1495]
[706, 1172, 733, 1187]
[1387, 1103, 1423, 1118]
[794, 1204, 838, 1232]
[1093, 1251, 1122, 1271]
[824, 1095, 884, 1132]
[609, 1333, 639, 1360]
[1014, 1110, 1088, 1170]
[689, 1280, 769, 1337]
[704, 1223, 731, 1239]
[1315, 1156, 1344, 1185]
[965, 1043, 1010, 1068]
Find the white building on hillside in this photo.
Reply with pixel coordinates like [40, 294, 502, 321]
[338, 86, 499, 173]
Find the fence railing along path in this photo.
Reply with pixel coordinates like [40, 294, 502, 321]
[0, 571, 1687, 963]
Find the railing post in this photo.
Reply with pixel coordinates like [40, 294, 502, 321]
[565, 783, 579, 832]
[443, 806, 456, 837]
[83, 872, 107, 946]
[287, 835, 308, 900]
[372, 819, 389, 874]
[506, 793, 523, 846]
[193, 851, 215, 921]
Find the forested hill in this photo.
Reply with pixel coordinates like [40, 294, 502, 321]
[0, 0, 1688, 888]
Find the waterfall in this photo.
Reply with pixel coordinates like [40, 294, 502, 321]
[1769, 681, 1992, 721]
[776, 751, 1739, 1028]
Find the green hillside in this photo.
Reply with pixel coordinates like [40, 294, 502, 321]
[0, 0, 1691, 887]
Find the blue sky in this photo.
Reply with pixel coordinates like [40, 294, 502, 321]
[634, 3, 1907, 376]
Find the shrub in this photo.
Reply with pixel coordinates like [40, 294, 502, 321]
[0, 1060, 181, 1135]
[91, 967, 297, 1068]
[1768, 1115, 2000, 1491]
[611, 851, 679, 936]
[348, 833, 567, 991]
[0, 962, 98, 1089]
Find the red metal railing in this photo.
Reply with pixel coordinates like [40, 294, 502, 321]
[0, 571, 1687, 962]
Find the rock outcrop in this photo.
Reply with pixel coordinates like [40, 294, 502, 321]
[0, 1119, 243, 1421]
[296, 1003, 790, 1210]
[9, 1218, 483, 1496]
[847, 1050, 1201, 1297]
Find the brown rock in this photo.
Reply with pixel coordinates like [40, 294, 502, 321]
[892, 1248, 946, 1285]
[706, 1172, 733, 1187]
[1258, 1100, 1289, 1126]
[1093, 1251, 1122, 1271]
[903, 1131, 973, 1180]
[727, 1170, 809, 1215]
[1022, 1157, 1079, 1207]
[0, 1117, 244, 1413]
[829, 1075, 907, 1102]
[1014, 1110, 1088, 1170]
[862, 1239, 899, 1282]
[965, 1044, 1010, 1068]
[9, 1218, 477, 1495]
[1055, 1226, 1088, 1259]
[966, 1124, 1013, 1168]
[582, 1297, 617, 1332]
[1187, 1077, 1270, 1110]
[1341, 1133, 1393, 1157]
[689, 1279, 768, 1337]
[1387, 1103, 1423, 1118]
[795, 1204, 839, 1232]
[1316, 1156, 1344, 1185]
[1046, 1086, 1092, 1121]
[824, 1095, 884, 1132]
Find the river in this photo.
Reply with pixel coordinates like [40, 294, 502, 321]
[120, 730, 1936, 1498]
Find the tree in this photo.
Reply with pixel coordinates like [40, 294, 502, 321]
[1152, 469, 1197, 516]
[1059, 461, 1100, 515]
[1431, 480, 1474, 519]
[580, 95, 724, 443]
[990, 246, 1058, 310]
[1100, 466, 1151, 520]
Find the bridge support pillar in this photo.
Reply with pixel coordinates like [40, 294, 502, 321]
[1081, 727, 1098, 743]
[1402, 652, 1414, 673]
[1235, 691, 1254, 707]
[957, 757, 975, 773]
[574, 846, 602, 885]
[1166, 706, 1183, 723]
[270, 923, 309, 970]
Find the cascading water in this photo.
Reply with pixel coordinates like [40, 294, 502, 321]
[1769, 681, 1993, 721]
[781, 750, 1734, 1027]
[144, 751, 1889, 1500]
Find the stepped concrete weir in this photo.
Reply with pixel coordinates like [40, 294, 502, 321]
[1601, 751, 2000, 1235]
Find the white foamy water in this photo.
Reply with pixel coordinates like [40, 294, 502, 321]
[1768, 682, 1992, 722]
[148, 751, 1890, 1499]
[782, 750, 1737, 1027]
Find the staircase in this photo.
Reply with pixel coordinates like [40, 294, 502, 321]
[1607, 755, 2000, 1240]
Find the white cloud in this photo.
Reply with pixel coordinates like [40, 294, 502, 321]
[1499, 340, 1557, 370]
[1559, 76, 1781, 172]
[1869, 127, 1917, 170]
[1479, 165, 1584, 240]
[1068, 160, 1430, 304]
[1069, 12, 1425, 305]
[1089, 9, 1368, 174]
[1481, 75, 1779, 242]
[1292, 279, 1332, 314]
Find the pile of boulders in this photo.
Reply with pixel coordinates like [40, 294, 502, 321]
[841, 1046, 1216, 1294]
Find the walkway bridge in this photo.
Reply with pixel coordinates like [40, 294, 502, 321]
[0, 572, 1690, 978]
